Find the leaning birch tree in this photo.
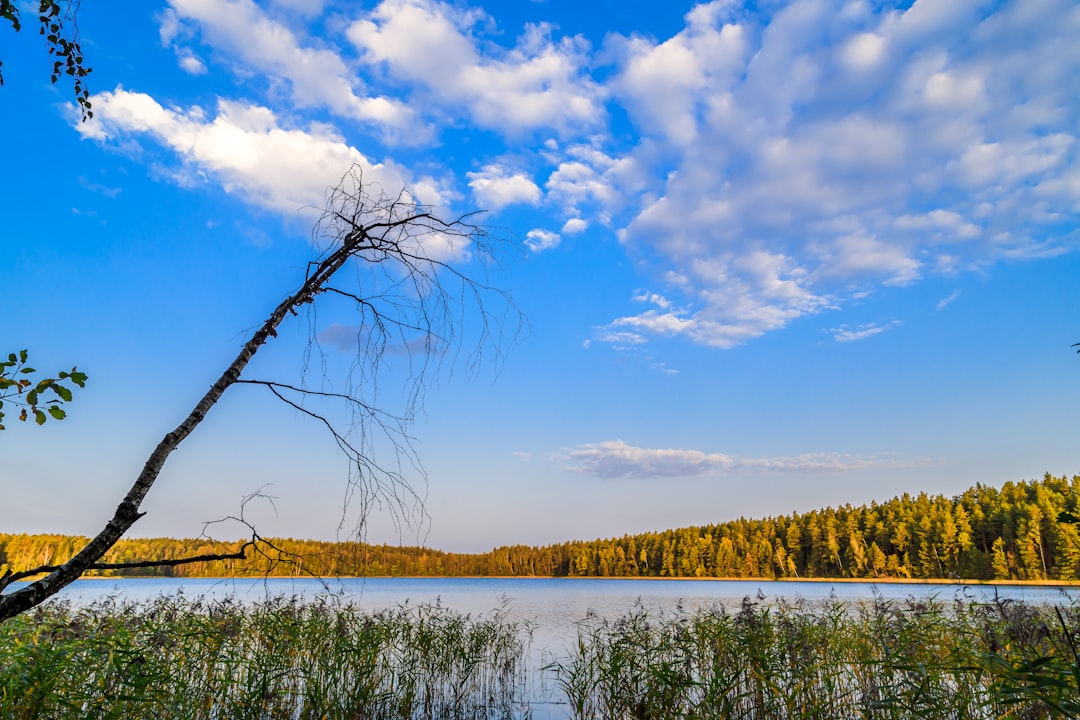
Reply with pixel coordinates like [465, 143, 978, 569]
[0, 168, 518, 622]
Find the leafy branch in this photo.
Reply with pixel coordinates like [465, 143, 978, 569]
[0, 349, 87, 429]
[0, 0, 92, 120]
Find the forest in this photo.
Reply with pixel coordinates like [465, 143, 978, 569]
[3, 474, 1079, 582]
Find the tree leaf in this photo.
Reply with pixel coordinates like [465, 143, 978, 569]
[34, 409, 46, 425]
[47, 406, 65, 420]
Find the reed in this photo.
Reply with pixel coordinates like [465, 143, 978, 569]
[3, 592, 1078, 719]
[554, 593, 1080, 719]
[0, 594, 530, 720]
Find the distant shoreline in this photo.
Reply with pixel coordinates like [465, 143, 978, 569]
[45, 574, 1080, 587]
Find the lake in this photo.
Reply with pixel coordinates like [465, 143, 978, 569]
[35, 575, 1077, 618]
[25, 575, 1077, 648]
[25, 577, 1078, 660]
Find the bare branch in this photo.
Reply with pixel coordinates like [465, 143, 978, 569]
[0, 164, 521, 622]
[1, 544, 255, 585]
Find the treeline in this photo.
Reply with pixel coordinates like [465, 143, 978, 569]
[3, 474, 1080, 582]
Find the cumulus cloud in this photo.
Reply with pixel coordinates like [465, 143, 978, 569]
[466, 164, 541, 210]
[561, 439, 918, 479]
[597, 252, 831, 348]
[347, 0, 602, 135]
[562, 218, 588, 234]
[525, 229, 560, 253]
[164, 0, 418, 137]
[88, 0, 1079, 354]
[176, 50, 208, 74]
[544, 144, 640, 214]
[607, 1, 750, 146]
[602, 0, 1080, 348]
[77, 89, 440, 215]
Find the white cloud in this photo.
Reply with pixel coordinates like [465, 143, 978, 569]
[165, 0, 419, 138]
[466, 164, 540, 210]
[347, 0, 602, 135]
[821, 234, 922, 286]
[561, 217, 588, 234]
[78, 89, 440, 215]
[840, 32, 886, 72]
[89, 0, 1080, 356]
[563, 440, 736, 479]
[561, 439, 919, 479]
[608, 1, 750, 145]
[895, 209, 981, 239]
[597, 250, 831, 348]
[602, 0, 1080, 349]
[544, 144, 643, 221]
[177, 49, 208, 75]
[832, 321, 899, 343]
[936, 290, 961, 310]
[525, 229, 560, 253]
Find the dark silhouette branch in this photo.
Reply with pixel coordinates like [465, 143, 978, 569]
[0, 543, 255, 587]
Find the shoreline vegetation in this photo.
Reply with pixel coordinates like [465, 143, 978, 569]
[4, 474, 1080, 584]
[25, 575, 1080, 585]
[3, 591, 1080, 719]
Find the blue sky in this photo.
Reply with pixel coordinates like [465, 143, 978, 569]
[2, 0, 1078, 553]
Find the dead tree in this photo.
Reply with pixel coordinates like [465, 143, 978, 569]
[0, 168, 517, 622]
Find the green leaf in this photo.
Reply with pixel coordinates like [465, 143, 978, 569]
[7, 353, 15, 364]
[18, 349, 27, 363]
[19, 367, 35, 373]
[34, 409, 46, 425]
[26, 389, 38, 406]
[47, 406, 65, 421]
[54, 385, 72, 402]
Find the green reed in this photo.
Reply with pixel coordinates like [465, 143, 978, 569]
[553, 593, 1080, 720]
[3, 592, 1079, 719]
[0, 594, 530, 720]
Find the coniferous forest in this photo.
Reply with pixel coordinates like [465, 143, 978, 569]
[4, 474, 1080, 582]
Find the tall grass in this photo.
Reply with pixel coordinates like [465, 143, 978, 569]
[0, 595, 530, 720]
[554, 594, 1080, 719]
[3, 592, 1079, 719]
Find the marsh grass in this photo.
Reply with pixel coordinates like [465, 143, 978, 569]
[554, 594, 1080, 719]
[0, 595, 530, 720]
[3, 592, 1079, 719]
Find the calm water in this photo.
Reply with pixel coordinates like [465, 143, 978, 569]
[11, 576, 1077, 720]
[23, 575, 1077, 649]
